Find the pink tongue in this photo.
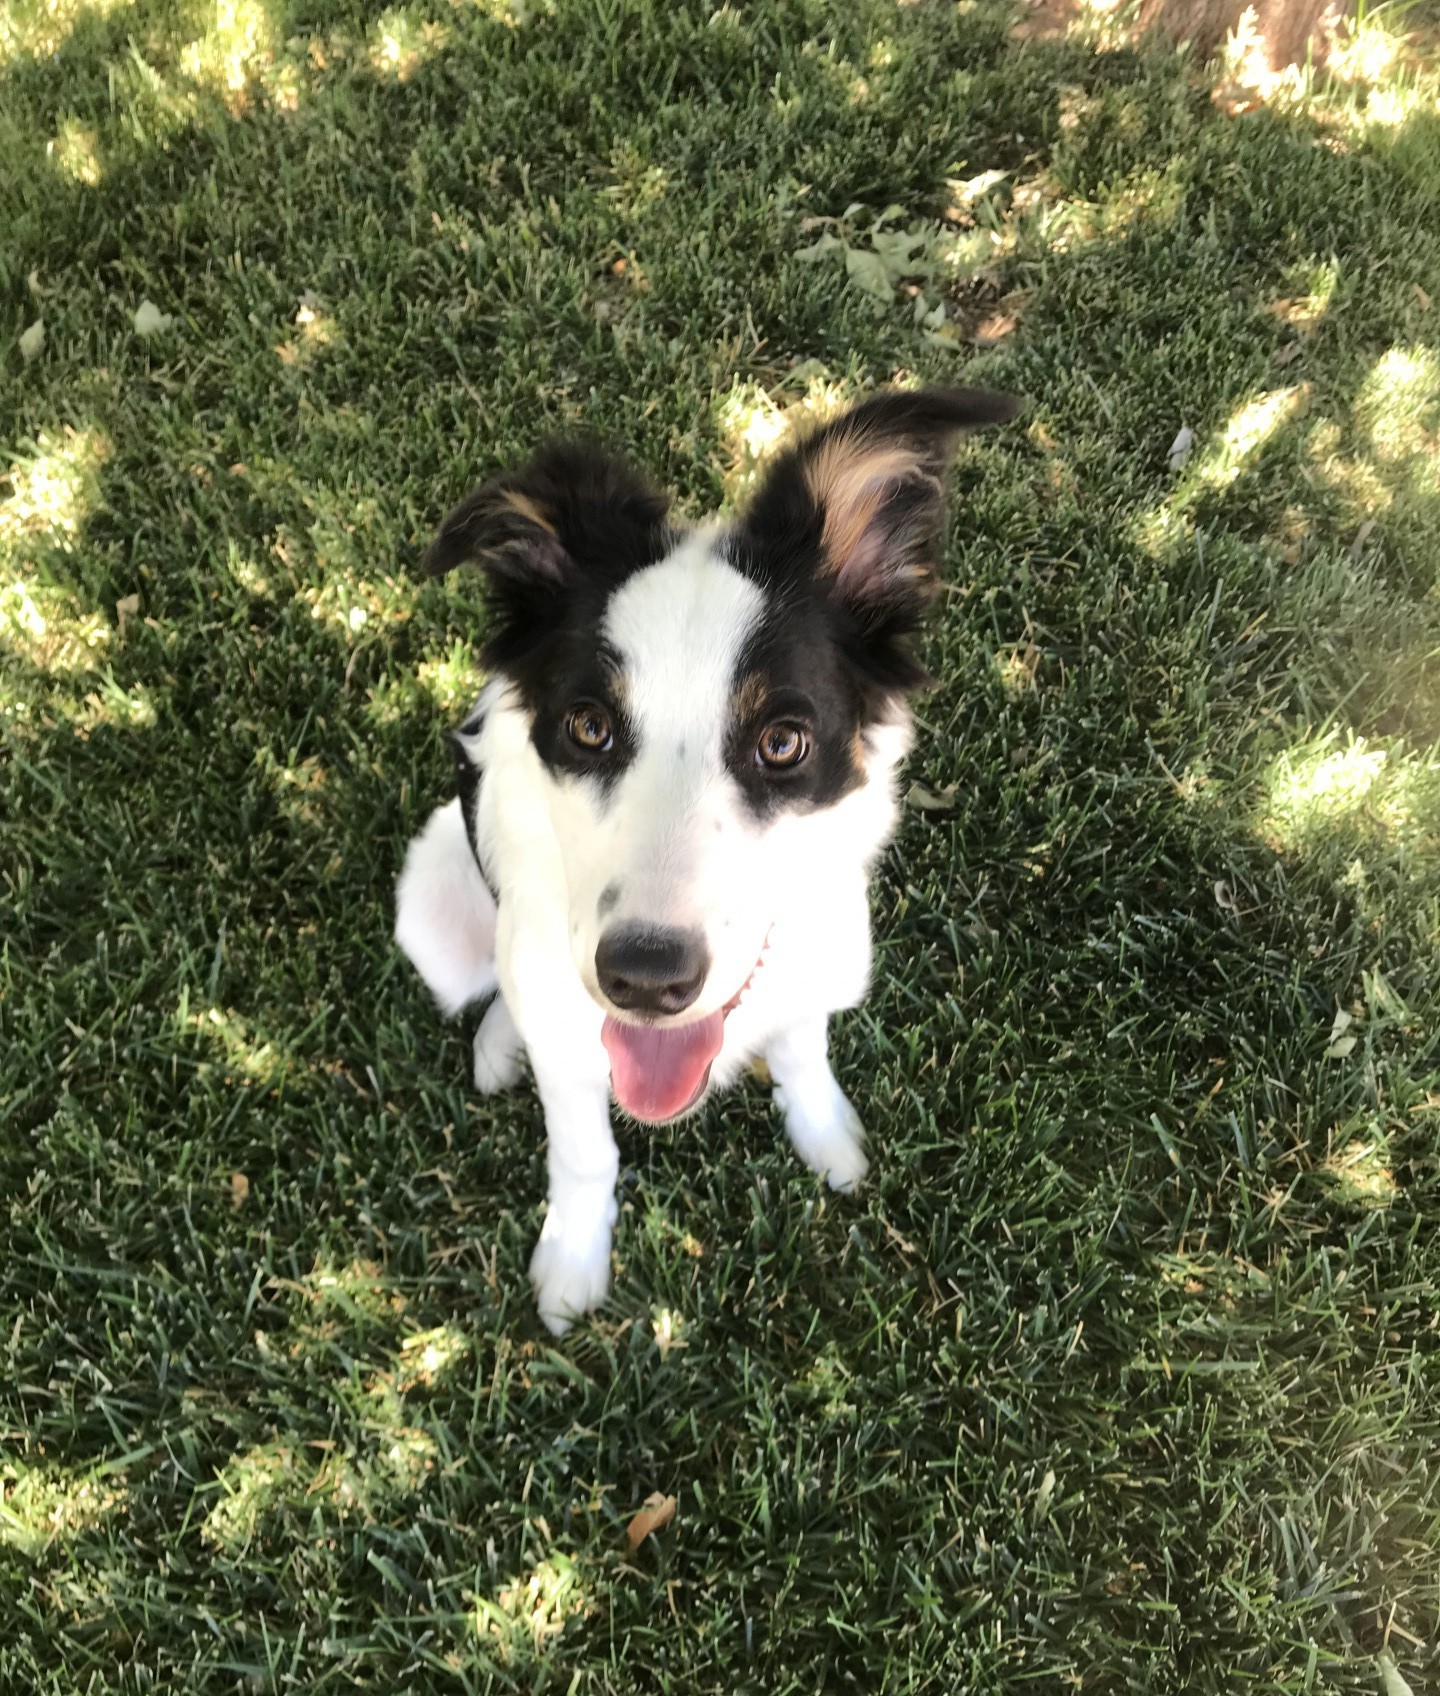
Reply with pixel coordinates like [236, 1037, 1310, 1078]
[602, 1012, 725, 1122]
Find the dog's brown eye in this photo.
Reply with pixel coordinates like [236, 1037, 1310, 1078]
[566, 704, 614, 753]
[756, 722, 808, 770]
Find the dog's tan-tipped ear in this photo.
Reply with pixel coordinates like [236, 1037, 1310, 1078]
[741, 387, 1022, 610]
[422, 474, 570, 581]
[421, 440, 672, 583]
[420, 440, 673, 674]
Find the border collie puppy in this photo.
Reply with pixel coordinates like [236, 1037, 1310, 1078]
[396, 387, 1020, 1332]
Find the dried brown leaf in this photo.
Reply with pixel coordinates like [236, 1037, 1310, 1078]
[972, 312, 1017, 346]
[626, 1492, 677, 1552]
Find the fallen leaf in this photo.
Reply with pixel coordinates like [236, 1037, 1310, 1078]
[1033, 1468, 1057, 1519]
[946, 168, 1008, 208]
[1273, 340, 1303, 367]
[230, 1172, 251, 1209]
[115, 593, 141, 634]
[19, 319, 45, 362]
[133, 299, 173, 337]
[626, 1491, 677, 1552]
[1349, 518, 1376, 560]
[1414, 283, 1432, 312]
[1327, 1006, 1358, 1059]
[844, 246, 894, 300]
[1377, 1650, 1415, 1696]
[906, 781, 960, 812]
[870, 227, 927, 278]
[1213, 880, 1239, 915]
[1167, 425, 1195, 471]
[794, 231, 842, 263]
[972, 312, 1017, 345]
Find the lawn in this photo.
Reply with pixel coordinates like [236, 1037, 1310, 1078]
[4, 0, 1440, 1689]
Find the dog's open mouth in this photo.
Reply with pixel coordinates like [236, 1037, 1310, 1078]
[601, 941, 768, 1124]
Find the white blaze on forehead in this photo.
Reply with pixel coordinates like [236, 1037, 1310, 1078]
[601, 531, 763, 756]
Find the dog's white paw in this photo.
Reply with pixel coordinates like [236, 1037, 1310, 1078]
[472, 996, 523, 1095]
[529, 1208, 614, 1335]
[473, 1021, 523, 1095]
[781, 1086, 870, 1193]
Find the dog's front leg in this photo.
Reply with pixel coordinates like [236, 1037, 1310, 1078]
[526, 1058, 619, 1335]
[766, 1016, 869, 1193]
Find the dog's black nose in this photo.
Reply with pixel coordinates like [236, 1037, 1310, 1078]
[595, 925, 709, 1016]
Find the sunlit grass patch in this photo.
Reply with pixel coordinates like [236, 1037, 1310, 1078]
[308, 1259, 407, 1322]
[1258, 733, 1440, 854]
[184, 1003, 288, 1085]
[1323, 1136, 1399, 1207]
[47, 116, 101, 185]
[650, 1305, 687, 1359]
[715, 380, 789, 502]
[417, 641, 485, 711]
[1155, 1251, 1269, 1308]
[1356, 345, 1440, 480]
[202, 1422, 441, 1553]
[1329, 15, 1409, 90]
[253, 745, 329, 828]
[72, 674, 159, 733]
[181, 0, 279, 105]
[0, 576, 110, 672]
[225, 546, 274, 599]
[1263, 258, 1340, 333]
[472, 1554, 589, 1657]
[397, 1324, 471, 1388]
[201, 1442, 301, 1552]
[297, 566, 415, 633]
[1, 1465, 128, 1556]
[1196, 385, 1311, 491]
[1305, 415, 1395, 515]
[367, 4, 450, 80]
[0, 0, 128, 62]
[464, 0, 532, 22]
[995, 641, 1042, 697]
[0, 427, 109, 564]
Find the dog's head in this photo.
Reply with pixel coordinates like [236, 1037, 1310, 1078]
[425, 387, 1021, 1121]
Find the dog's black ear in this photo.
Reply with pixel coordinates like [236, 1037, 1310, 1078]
[423, 441, 671, 582]
[738, 387, 1022, 687]
[422, 440, 673, 669]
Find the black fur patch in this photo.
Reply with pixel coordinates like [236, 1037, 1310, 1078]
[423, 440, 671, 783]
[733, 386, 1022, 701]
[423, 440, 671, 689]
[524, 639, 636, 794]
[722, 565, 871, 819]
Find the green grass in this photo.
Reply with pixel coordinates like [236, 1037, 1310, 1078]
[4, 0, 1440, 1689]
